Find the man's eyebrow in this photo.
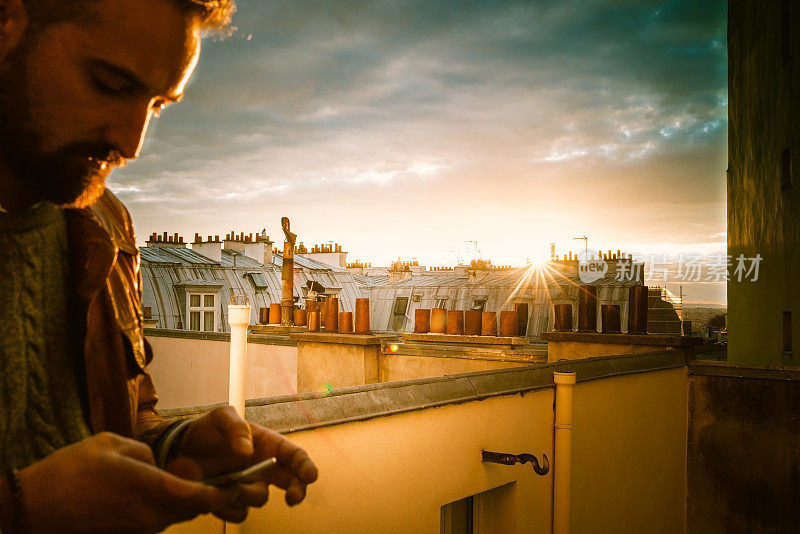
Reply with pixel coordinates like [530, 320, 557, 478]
[88, 59, 183, 103]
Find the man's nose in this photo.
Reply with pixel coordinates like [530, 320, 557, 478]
[103, 101, 154, 160]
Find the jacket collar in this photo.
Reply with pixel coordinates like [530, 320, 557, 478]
[65, 189, 138, 312]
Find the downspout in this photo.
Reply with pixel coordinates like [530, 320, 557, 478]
[553, 371, 576, 534]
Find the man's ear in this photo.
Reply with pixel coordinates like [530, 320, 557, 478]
[0, 0, 27, 62]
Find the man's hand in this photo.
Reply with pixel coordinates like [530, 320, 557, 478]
[167, 406, 318, 523]
[19, 432, 240, 534]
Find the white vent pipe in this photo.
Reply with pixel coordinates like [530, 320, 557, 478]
[227, 298, 251, 417]
[553, 371, 576, 534]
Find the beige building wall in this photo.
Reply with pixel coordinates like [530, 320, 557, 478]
[296, 340, 381, 392]
[380, 354, 534, 383]
[727, 0, 799, 365]
[570, 367, 688, 534]
[166, 366, 687, 534]
[147, 336, 297, 409]
[295, 335, 538, 393]
[547, 341, 667, 361]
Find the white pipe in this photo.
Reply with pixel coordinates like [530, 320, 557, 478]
[553, 371, 576, 534]
[226, 303, 251, 534]
[227, 303, 251, 418]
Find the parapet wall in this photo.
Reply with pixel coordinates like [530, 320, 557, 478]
[688, 362, 800, 532]
[163, 352, 688, 534]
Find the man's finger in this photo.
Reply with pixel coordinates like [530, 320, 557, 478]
[262, 465, 293, 490]
[213, 502, 249, 524]
[254, 426, 318, 484]
[208, 406, 254, 456]
[236, 481, 269, 508]
[129, 458, 240, 522]
[285, 476, 307, 507]
[286, 448, 318, 484]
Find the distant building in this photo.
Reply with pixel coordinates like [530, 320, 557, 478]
[142, 235, 682, 337]
[296, 242, 348, 269]
[140, 231, 362, 332]
[356, 254, 682, 337]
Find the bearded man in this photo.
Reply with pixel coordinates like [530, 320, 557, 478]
[0, 0, 317, 532]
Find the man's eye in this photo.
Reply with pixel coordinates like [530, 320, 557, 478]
[92, 76, 129, 96]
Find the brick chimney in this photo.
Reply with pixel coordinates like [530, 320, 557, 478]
[191, 235, 222, 262]
[250, 230, 274, 265]
[145, 231, 187, 248]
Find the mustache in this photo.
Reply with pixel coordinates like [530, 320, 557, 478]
[58, 142, 126, 169]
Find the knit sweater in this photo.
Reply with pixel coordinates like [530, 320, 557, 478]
[0, 202, 91, 470]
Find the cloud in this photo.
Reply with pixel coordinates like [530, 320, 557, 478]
[111, 0, 727, 276]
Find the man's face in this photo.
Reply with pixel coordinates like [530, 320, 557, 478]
[0, 0, 201, 208]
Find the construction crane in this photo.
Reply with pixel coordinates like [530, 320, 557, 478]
[573, 235, 588, 254]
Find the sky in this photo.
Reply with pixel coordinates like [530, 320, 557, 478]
[111, 0, 728, 304]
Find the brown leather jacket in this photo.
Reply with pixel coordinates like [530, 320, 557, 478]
[65, 190, 169, 444]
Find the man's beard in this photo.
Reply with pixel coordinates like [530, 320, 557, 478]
[0, 39, 123, 209]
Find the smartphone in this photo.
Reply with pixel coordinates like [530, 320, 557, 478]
[204, 457, 278, 486]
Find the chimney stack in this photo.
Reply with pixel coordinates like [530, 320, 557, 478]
[145, 231, 187, 248]
[191, 235, 222, 262]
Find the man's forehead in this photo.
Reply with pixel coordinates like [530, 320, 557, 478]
[67, 0, 201, 98]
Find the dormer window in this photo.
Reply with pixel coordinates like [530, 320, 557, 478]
[187, 292, 218, 332]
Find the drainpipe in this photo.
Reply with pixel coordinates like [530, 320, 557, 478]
[553, 371, 576, 534]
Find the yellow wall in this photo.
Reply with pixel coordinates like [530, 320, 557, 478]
[147, 336, 297, 409]
[165, 366, 688, 534]
[168, 391, 555, 534]
[570, 367, 688, 534]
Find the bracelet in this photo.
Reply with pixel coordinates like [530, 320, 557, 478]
[156, 418, 195, 469]
[7, 468, 24, 534]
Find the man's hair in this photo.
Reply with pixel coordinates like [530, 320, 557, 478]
[25, 0, 236, 32]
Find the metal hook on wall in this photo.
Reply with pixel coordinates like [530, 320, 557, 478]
[481, 450, 550, 476]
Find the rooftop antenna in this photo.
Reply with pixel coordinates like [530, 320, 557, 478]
[464, 240, 480, 262]
[573, 235, 588, 254]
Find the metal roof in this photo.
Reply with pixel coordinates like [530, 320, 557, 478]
[273, 254, 342, 271]
[174, 278, 224, 287]
[359, 260, 650, 338]
[141, 245, 364, 333]
[384, 264, 641, 290]
[352, 274, 389, 287]
[389, 273, 468, 287]
[140, 247, 181, 264]
[220, 249, 266, 270]
[162, 247, 219, 265]
[140, 246, 219, 265]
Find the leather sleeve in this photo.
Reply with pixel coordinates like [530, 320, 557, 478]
[133, 339, 174, 447]
[92, 192, 172, 445]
